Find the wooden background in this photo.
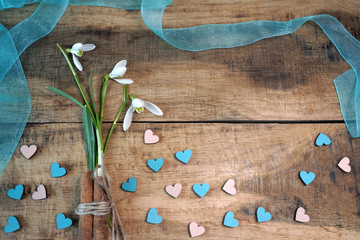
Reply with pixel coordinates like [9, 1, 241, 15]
[1, 0, 360, 239]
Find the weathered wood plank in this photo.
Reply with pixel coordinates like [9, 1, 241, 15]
[1, 123, 359, 239]
[0, 1, 359, 123]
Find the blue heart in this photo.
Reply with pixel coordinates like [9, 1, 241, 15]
[7, 184, 24, 200]
[4, 216, 20, 233]
[121, 177, 137, 192]
[299, 171, 316, 185]
[256, 207, 272, 223]
[51, 162, 67, 178]
[315, 133, 331, 146]
[193, 183, 210, 198]
[56, 213, 72, 229]
[223, 211, 239, 228]
[175, 149, 192, 164]
[146, 208, 162, 224]
[147, 158, 164, 172]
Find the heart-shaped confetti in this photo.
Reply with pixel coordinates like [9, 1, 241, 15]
[20, 144, 37, 159]
[256, 207, 272, 222]
[7, 184, 24, 200]
[189, 222, 205, 238]
[121, 177, 137, 192]
[4, 216, 21, 233]
[315, 133, 331, 146]
[147, 158, 164, 172]
[175, 149, 192, 164]
[51, 162, 67, 178]
[146, 208, 162, 224]
[193, 183, 209, 198]
[338, 157, 351, 173]
[56, 213, 73, 229]
[299, 171, 315, 185]
[222, 179, 236, 195]
[223, 211, 239, 228]
[144, 129, 159, 144]
[32, 184, 47, 200]
[165, 183, 182, 198]
[295, 207, 310, 223]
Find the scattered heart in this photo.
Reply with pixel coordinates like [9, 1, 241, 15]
[144, 129, 159, 144]
[121, 177, 137, 192]
[165, 183, 182, 198]
[189, 222, 205, 238]
[32, 184, 47, 200]
[193, 183, 209, 198]
[20, 144, 37, 159]
[256, 207, 272, 223]
[175, 149, 192, 164]
[146, 208, 162, 224]
[51, 162, 67, 178]
[4, 216, 21, 233]
[295, 207, 310, 223]
[147, 158, 164, 172]
[338, 157, 351, 173]
[223, 211, 239, 228]
[299, 171, 315, 186]
[7, 184, 24, 200]
[222, 179, 236, 195]
[315, 133, 331, 146]
[56, 213, 73, 229]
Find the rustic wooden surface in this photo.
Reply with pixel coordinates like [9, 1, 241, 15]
[0, 0, 360, 239]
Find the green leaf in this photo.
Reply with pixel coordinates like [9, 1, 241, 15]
[83, 106, 96, 171]
[46, 86, 85, 109]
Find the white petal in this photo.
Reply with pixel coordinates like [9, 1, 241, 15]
[109, 67, 127, 79]
[71, 43, 83, 51]
[144, 101, 163, 116]
[113, 79, 134, 85]
[114, 60, 127, 69]
[72, 54, 83, 71]
[123, 106, 134, 131]
[81, 44, 96, 51]
[132, 98, 144, 108]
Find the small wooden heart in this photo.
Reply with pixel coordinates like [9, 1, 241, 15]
[189, 222, 205, 238]
[165, 183, 182, 198]
[222, 179, 236, 195]
[32, 184, 47, 200]
[20, 145, 37, 159]
[144, 129, 159, 144]
[295, 207, 310, 223]
[338, 157, 351, 173]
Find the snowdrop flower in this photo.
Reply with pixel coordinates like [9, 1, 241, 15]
[69, 43, 96, 71]
[123, 97, 163, 131]
[108, 60, 133, 85]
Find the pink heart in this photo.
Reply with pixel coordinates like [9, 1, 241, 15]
[20, 145, 37, 159]
[295, 207, 310, 223]
[189, 222, 205, 238]
[338, 157, 351, 173]
[222, 179, 236, 195]
[165, 183, 182, 198]
[32, 184, 47, 200]
[144, 130, 159, 144]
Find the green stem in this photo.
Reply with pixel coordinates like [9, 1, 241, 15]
[57, 43, 96, 123]
[103, 85, 128, 153]
[100, 75, 110, 124]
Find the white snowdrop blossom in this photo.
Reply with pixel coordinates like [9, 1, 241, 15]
[108, 60, 133, 85]
[123, 98, 163, 131]
[70, 43, 96, 71]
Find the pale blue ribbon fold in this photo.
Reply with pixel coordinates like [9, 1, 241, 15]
[0, 0, 359, 174]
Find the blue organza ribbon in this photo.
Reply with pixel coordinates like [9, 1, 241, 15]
[0, 0, 359, 174]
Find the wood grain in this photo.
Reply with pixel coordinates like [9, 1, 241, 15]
[0, 1, 360, 239]
[1, 123, 359, 239]
[0, 1, 358, 123]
